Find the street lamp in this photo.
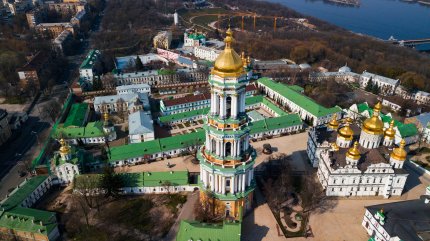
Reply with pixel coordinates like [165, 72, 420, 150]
[31, 131, 40, 145]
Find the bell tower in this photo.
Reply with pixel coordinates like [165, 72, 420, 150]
[198, 28, 255, 219]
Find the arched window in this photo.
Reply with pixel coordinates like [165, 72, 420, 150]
[211, 139, 216, 152]
[226, 96, 232, 118]
[225, 142, 232, 156]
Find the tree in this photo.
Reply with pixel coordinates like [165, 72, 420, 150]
[99, 166, 124, 198]
[365, 78, 373, 92]
[194, 190, 225, 223]
[92, 76, 103, 90]
[399, 71, 426, 92]
[135, 55, 144, 71]
[182, 138, 201, 164]
[161, 180, 172, 194]
[101, 72, 116, 89]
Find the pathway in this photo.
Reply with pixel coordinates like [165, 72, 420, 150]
[164, 191, 199, 241]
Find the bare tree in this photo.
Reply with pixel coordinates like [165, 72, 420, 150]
[194, 190, 225, 223]
[161, 180, 172, 194]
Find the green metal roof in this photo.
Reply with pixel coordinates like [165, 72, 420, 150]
[63, 103, 88, 128]
[257, 77, 341, 117]
[187, 33, 205, 40]
[249, 114, 302, 135]
[159, 107, 209, 124]
[108, 130, 206, 161]
[354, 102, 418, 138]
[157, 69, 176, 75]
[0, 176, 48, 210]
[142, 171, 189, 187]
[245, 95, 263, 106]
[76, 171, 189, 188]
[176, 220, 241, 241]
[261, 97, 287, 116]
[0, 207, 57, 235]
[56, 121, 105, 139]
[79, 49, 100, 69]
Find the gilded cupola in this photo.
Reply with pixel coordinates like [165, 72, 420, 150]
[211, 28, 245, 78]
[338, 122, 354, 140]
[390, 139, 407, 161]
[346, 141, 361, 160]
[362, 102, 384, 135]
[59, 138, 70, 155]
[327, 113, 340, 130]
[384, 120, 396, 139]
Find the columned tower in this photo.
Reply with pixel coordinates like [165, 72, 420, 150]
[198, 28, 256, 219]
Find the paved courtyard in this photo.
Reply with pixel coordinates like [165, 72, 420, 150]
[115, 132, 430, 241]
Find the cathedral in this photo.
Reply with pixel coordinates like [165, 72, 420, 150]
[197, 28, 256, 219]
[308, 102, 409, 198]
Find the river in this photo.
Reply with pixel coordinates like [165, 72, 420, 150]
[267, 0, 430, 50]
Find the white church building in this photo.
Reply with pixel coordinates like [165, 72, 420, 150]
[308, 103, 409, 198]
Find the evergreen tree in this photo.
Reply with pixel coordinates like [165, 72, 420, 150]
[371, 84, 380, 95]
[135, 55, 144, 71]
[365, 78, 373, 92]
[100, 166, 123, 198]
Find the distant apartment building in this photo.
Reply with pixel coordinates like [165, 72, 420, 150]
[114, 69, 206, 86]
[153, 31, 172, 50]
[26, 9, 45, 28]
[116, 83, 151, 95]
[194, 45, 220, 61]
[70, 9, 85, 27]
[7, 0, 32, 15]
[46, 2, 85, 15]
[35, 22, 74, 38]
[52, 29, 72, 55]
[79, 49, 101, 84]
[0, 109, 12, 146]
[16, 51, 50, 90]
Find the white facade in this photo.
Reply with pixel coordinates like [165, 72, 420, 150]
[55, 162, 79, 185]
[1, 176, 53, 208]
[194, 46, 220, 61]
[128, 111, 155, 143]
[362, 209, 394, 241]
[360, 71, 399, 96]
[116, 83, 151, 95]
[257, 81, 341, 126]
[122, 185, 196, 195]
[93, 92, 149, 114]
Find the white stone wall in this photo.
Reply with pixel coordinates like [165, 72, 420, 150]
[122, 185, 196, 195]
[362, 210, 393, 241]
[55, 163, 80, 185]
[129, 132, 155, 144]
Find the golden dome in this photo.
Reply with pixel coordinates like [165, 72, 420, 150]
[327, 113, 339, 130]
[211, 28, 245, 78]
[384, 120, 396, 139]
[346, 141, 361, 160]
[103, 112, 109, 121]
[331, 142, 339, 151]
[391, 139, 407, 161]
[338, 123, 354, 140]
[374, 102, 382, 112]
[59, 138, 70, 154]
[362, 103, 384, 135]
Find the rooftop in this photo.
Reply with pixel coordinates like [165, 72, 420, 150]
[80, 49, 101, 69]
[56, 121, 105, 139]
[0, 207, 57, 235]
[257, 77, 341, 117]
[0, 176, 48, 210]
[162, 93, 210, 107]
[365, 197, 430, 241]
[361, 71, 399, 86]
[249, 114, 302, 135]
[94, 92, 149, 107]
[176, 220, 241, 241]
[128, 111, 154, 135]
[63, 103, 88, 128]
[116, 83, 151, 92]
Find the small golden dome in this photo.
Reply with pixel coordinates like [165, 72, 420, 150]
[384, 120, 396, 139]
[327, 113, 339, 130]
[338, 123, 354, 140]
[59, 138, 70, 154]
[103, 112, 109, 121]
[374, 102, 382, 112]
[211, 28, 245, 78]
[331, 142, 339, 151]
[362, 103, 384, 135]
[246, 56, 251, 66]
[391, 139, 407, 161]
[346, 141, 361, 160]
